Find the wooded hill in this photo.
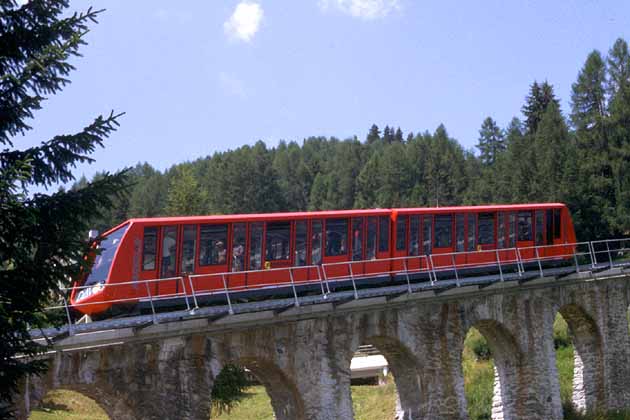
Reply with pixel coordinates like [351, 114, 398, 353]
[77, 38, 630, 242]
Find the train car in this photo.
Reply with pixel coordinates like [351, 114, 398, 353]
[70, 203, 576, 316]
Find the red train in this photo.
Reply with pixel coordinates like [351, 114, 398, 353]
[70, 203, 576, 316]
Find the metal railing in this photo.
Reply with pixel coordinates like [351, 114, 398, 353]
[42, 237, 630, 336]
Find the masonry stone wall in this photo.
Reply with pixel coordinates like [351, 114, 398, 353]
[14, 275, 630, 420]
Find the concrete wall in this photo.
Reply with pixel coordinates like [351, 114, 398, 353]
[14, 275, 630, 420]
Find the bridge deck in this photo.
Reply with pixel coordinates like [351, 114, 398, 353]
[31, 260, 630, 345]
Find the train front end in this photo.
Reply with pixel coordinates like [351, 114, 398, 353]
[70, 223, 130, 315]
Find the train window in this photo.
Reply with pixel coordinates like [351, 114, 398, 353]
[142, 227, 158, 271]
[311, 220, 322, 264]
[478, 213, 495, 245]
[535, 210, 544, 245]
[326, 218, 348, 257]
[546, 210, 553, 245]
[181, 225, 197, 273]
[352, 218, 364, 261]
[249, 222, 263, 270]
[509, 212, 516, 247]
[553, 209, 561, 239]
[396, 216, 408, 251]
[423, 215, 433, 255]
[199, 224, 228, 266]
[161, 226, 178, 277]
[517, 211, 532, 241]
[498, 212, 506, 249]
[295, 220, 307, 266]
[467, 215, 476, 251]
[409, 215, 420, 256]
[456, 214, 465, 252]
[434, 215, 452, 248]
[366, 217, 377, 259]
[266, 221, 291, 261]
[378, 216, 389, 253]
[85, 224, 129, 286]
[231, 223, 246, 272]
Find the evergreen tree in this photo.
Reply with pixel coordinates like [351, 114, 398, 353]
[165, 164, 207, 216]
[0, 2, 128, 416]
[607, 38, 630, 233]
[382, 125, 393, 144]
[522, 81, 560, 134]
[366, 124, 380, 144]
[476, 117, 506, 166]
[394, 127, 404, 143]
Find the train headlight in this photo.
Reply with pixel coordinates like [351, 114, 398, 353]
[76, 281, 105, 301]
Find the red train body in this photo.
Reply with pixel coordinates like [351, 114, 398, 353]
[70, 203, 576, 315]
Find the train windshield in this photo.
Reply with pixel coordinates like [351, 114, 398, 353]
[84, 225, 129, 286]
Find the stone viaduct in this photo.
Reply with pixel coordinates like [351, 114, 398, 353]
[14, 269, 630, 420]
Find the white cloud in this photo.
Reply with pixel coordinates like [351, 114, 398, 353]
[224, 2, 264, 42]
[318, 0, 400, 20]
[218, 72, 247, 99]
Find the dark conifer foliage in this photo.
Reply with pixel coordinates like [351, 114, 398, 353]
[0, 1, 128, 416]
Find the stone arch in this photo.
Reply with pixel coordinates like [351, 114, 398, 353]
[464, 319, 524, 420]
[352, 334, 423, 420]
[18, 374, 136, 420]
[210, 357, 305, 420]
[556, 303, 605, 412]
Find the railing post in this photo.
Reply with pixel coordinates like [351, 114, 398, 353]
[321, 264, 331, 294]
[348, 263, 359, 300]
[534, 247, 543, 278]
[316, 265, 327, 296]
[288, 267, 300, 307]
[403, 259, 412, 293]
[144, 281, 158, 324]
[573, 250, 581, 273]
[429, 254, 436, 285]
[179, 277, 190, 311]
[187, 276, 199, 310]
[221, 274, 234, 315]
[605, 241, 614, 268]
[496, 249, 504, 282]
[589, 241, 598, 268]
[515, 248, 524, 276]
[451, 254, 460, 286]
[62, 296, 75, 336]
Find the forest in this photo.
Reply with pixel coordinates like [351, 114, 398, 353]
[78, 38, 630, 242]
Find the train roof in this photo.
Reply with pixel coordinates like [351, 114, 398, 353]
[115, 203, 566, 229]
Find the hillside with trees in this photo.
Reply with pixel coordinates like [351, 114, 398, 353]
[81, 38, 630, 242]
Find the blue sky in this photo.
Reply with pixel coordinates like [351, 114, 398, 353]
[18, 0, 630, 183]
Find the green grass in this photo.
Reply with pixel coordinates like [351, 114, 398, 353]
[29, 390, 108, 420]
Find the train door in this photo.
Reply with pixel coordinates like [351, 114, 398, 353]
[321, 218, 350, 282]
[516, 210, 535, 259]
[475, 212, 497, 266]
[196, 223, 229, 293]
[310, 219, 323, 281]
[157, 225, 178, 297]
[139, 226, 159, 299]
[178, 224, 197, 297]
[392, 215, 408, 273]
[432, 214, 454, 269]
[228, 223, 247, 290]
[350, 217, 366, 277]
[497, 212, 514, 263]
[260, 220, 293, 286]
[292, 219, 310, 284]
[454, 213, 466, 267]
[407, 214, 424, 272]
[246, 222, 265, 287]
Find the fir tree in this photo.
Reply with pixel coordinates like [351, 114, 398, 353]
[0, 1, 128, 416]
[476, 117, 506, 166]
[522, 81, 560, 134]
[366, 124, 380, 144]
